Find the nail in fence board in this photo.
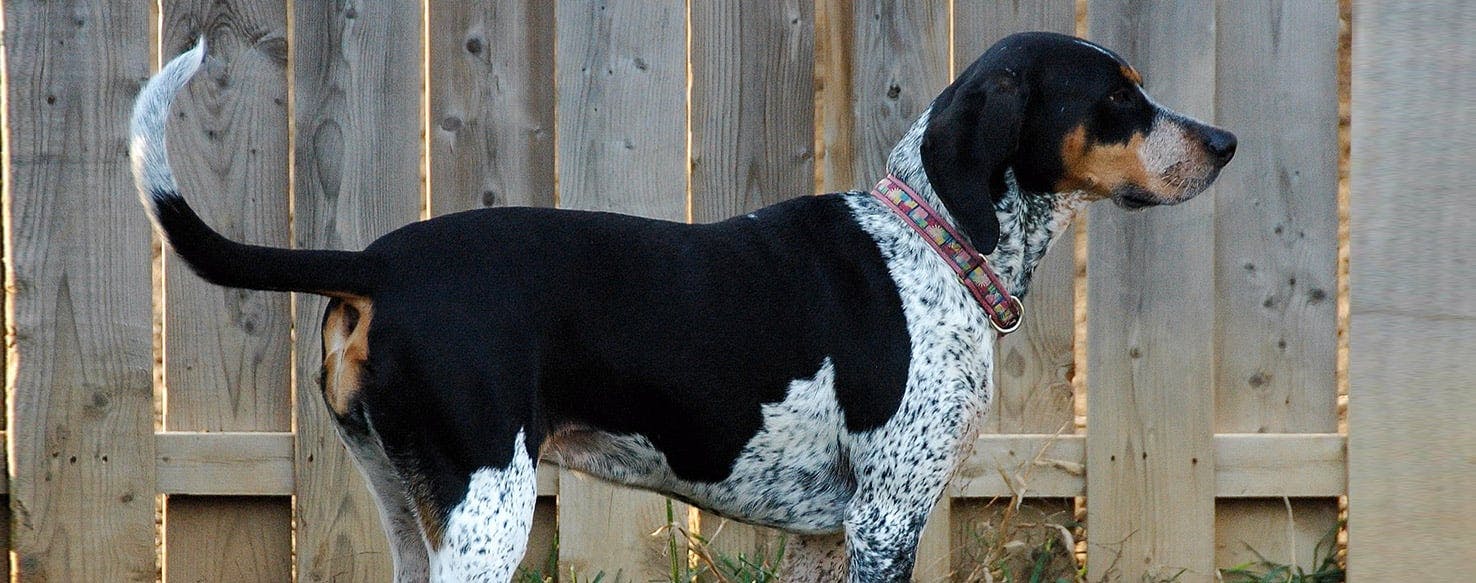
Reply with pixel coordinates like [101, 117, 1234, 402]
[159, 2, 294, 581]
[5, 2, 156, 580]
[292, 1, 424, 580]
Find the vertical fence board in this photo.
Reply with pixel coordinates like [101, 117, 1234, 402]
[849, 1, 949, 190]
[949, 5, 1078, 581]
[427, 1, 558, 574]
[814, 0, 854, 193]
[555, 1, 688, 579]
[292, 1, 424, 580]
[1086, 2, 1218, 580]
[1212, 0, 1341, 573]
[157, 5, 294, 582]
[1347, 3, 1476, 579]
[4, 2, 157, 581]
[690, 0, 814, 221]
[689, 0, 814, 565]
[428, 0, 556, 215]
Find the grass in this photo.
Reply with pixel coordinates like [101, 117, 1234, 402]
[517, 511, 1345, 583]
[1219, 522, 1346, 583]
[515, 500, 787, 583]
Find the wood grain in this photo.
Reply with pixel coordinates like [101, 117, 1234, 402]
[292, 1, 424, 580]
[156, 432, 295, 496]
[691, 0, 815, 222]
[555, 0, 687, 219]
[814, 0, 855, 193]
[164, 496, 291, 583]
[849, 0, 949, 189]
[1347, 3, 1476, 579]
[157, 4, 294, 581]
[428, 0, 556, 214]
[555, 1, 688, 578]
[1086, 2, 1218, 580]
[1211, 0, 1342, 573]
[5, 2, 157, 580]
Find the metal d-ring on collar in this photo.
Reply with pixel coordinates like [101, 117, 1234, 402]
[870, 174, 1025, 335]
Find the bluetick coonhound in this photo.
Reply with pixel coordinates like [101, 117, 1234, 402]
[131, 31, 1234, 582]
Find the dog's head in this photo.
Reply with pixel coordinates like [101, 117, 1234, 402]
[921, 32, 1236, 252]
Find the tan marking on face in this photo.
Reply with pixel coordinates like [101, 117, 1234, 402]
[1121, 65, 1143, 85]
[321, 298, 373, 416]
[1055, 125, 1151, 197]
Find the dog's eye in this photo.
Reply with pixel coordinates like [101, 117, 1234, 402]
[1107, 87, 1134, 104]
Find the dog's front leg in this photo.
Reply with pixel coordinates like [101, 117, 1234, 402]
[840, 380, 982, 582]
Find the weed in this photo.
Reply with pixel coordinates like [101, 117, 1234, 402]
[1218, 522, 1345, 583]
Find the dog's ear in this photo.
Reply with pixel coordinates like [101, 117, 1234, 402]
[920, 68, 1026, 254]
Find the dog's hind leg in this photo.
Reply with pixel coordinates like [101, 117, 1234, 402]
[428, 429, 539, 583]
[337, 421, 433, 582]
[781, 532, 848, 582]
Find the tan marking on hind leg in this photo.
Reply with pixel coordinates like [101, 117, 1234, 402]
[322, 298, 374, 416]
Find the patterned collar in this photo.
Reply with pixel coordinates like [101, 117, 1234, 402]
[870, 174, 1023, 335]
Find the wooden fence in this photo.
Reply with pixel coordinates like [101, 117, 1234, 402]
[3, 1, 1469, 581]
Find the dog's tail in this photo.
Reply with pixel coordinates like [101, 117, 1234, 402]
[131, 38, 377, 298]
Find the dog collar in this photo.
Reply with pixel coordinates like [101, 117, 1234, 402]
[870, 174, 1023, 335]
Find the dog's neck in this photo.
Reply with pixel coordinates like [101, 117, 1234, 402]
[884, 109, 1087, 298]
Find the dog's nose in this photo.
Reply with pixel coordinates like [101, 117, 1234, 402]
[1204, 127, 1237, 167]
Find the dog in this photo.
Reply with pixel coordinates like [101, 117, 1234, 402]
[131, 31, 1234, 583]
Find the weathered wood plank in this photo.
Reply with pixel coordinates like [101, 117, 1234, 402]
[157, 4, 294, 582]
[5, 2, 157, 580]
[555, 1, 689, 579]
[164, 496, 291, 583]
[156, 432, 295, 496]
[555, 0, 687, 219]
[1086, 3, 1219, 579]
[814, 0, 855, 193]
[850, 0, 949, 189]
[1211, 1, 1342, 573]
[1347, 3, 1476, 579]
[691, 0, 815, 221]
[292, 1, 424, 580]
[428, 0, 556, 214]
[956, 0, 1077, 438]
[953, 434, 1346, 499]
[689, 0, 814, 563]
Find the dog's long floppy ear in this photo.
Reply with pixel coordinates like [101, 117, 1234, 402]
[920, 67, 1026, 254]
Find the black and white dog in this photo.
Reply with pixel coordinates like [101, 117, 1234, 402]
[132, 32, 1233, 582]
